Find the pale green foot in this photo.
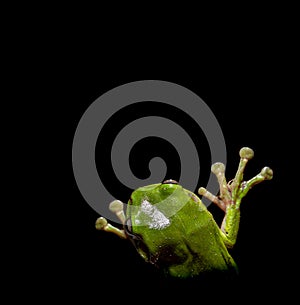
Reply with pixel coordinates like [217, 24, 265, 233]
[198, 147, 273, 248]
[95, 200, 127, 239]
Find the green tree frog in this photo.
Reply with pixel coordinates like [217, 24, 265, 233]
[96, 147, 273, 278]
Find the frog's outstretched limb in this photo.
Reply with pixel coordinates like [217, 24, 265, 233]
[198, 147, 273, 248]
[95, 200, 128, 239]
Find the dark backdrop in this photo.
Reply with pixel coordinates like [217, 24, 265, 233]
[50, 75, 295, 303]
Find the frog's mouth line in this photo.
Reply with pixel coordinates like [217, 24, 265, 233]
[123, 217, 137, 240]
[124, 217, 152, 262]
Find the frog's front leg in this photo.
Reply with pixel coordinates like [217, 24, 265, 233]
[199, 147, 273, 248]
[95, 200, 128, 239]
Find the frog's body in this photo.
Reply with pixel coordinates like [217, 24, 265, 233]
[126, 183, 238, 278]
[96, 147, 273, 279]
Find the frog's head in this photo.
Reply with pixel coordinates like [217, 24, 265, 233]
[128, 179, 181, 207]
[122, 179, 196, 263]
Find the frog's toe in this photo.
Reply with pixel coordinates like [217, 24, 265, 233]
[211, 162, 225, 175]
[95, 217, 108, 230]
[109, 200, 126, 224]
[239, 147, 254, 160]
[260, 167, 273, 180]
[109, 200, 124, 213]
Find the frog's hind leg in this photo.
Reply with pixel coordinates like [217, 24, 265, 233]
[95, 200, 127, 239]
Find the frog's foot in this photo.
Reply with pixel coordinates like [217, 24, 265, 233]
[198, 147, 273, 210]
[198, 147, 273, 248]
[95, 200, 127, 239]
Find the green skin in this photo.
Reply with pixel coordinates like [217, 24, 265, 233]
[126, 182, 238, 278]
[96, 147, 273, 278]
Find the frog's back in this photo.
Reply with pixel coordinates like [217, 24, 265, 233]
[127, 185, 238, 278]
[168, 194, 238, 278]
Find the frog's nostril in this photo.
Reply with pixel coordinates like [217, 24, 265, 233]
[162, 179, 178, 184]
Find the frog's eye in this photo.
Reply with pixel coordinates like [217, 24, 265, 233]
[162, 179, 178, 184]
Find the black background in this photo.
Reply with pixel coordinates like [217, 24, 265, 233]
[58, 75, 295, 302]
[5, 5, 298, 303]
